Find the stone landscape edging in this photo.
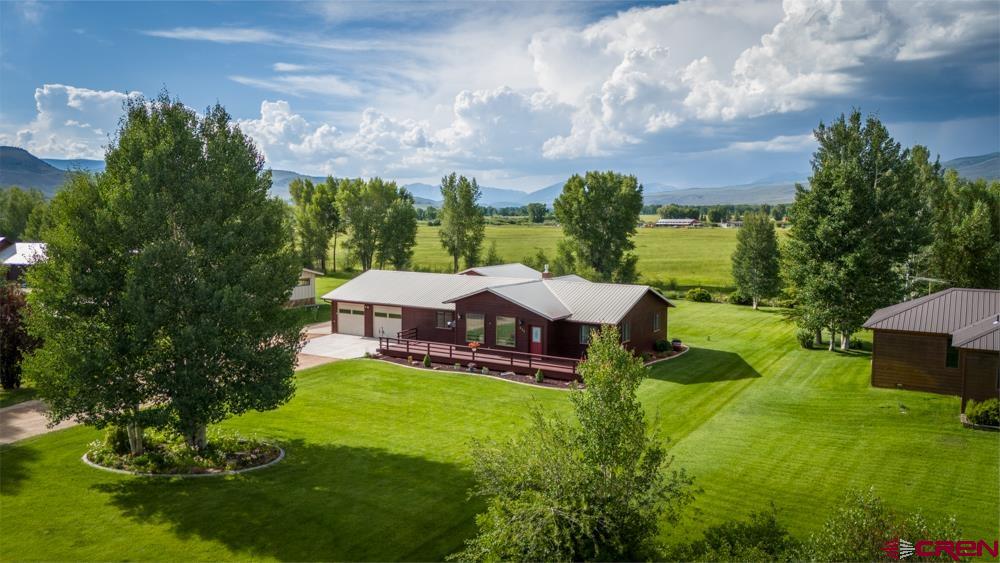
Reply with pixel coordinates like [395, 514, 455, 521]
[643, 345, 691, 366]
[959, 413, 1000, 432]
[81, 446, 286, 477]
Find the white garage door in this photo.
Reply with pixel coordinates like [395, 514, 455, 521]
[336, 302, 366, 336]
[373, 305, 403, 338]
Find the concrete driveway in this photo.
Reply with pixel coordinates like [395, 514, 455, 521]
[301, 333, 379, 360]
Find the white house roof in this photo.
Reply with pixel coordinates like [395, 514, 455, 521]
[457, 263, 542, 279]
[0, 242, 47, 266]
[321, 269, 530, 311]
[322, 269, 674, 324]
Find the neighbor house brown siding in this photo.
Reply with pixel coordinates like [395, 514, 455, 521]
[961, 349, 1000, 410]
[453, 292, 552, 354]
[623, 291, 670, 354]
[871, 330, 962, 395]
[401, 307, 456, 344]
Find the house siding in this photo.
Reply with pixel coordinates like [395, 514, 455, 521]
[870, 330, 963, 395]
[961, 349, 1000, 411]
[550, 292, 669, 358]
[401, 307, 456, 344]
[453, 292, 552, 354]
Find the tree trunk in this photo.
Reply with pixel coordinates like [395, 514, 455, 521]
[841, 332, 851, 350]
[320, 252, 326, 272]
[814, 328, 823, 347]
[185, 423, 208, 450]
[453, 254, 459, 273]
[332, 234, 338, 272]
[752, 296, 759, 310]
[126, 421, 144, 455]
[828, 328, 836, 351]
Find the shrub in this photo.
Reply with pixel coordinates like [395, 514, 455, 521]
[481, 366, 490, 375]
[966, 398, 999, 426]
[654, 339, 671, 353]
[104, 425, 133, 456]
[534, 369, 544, 383]
[686, 287, 712, 302]
[850, 337, 866, 351]
[454, 362, 461, 370]
[726, 291, 753, 306]
[423, 354, 432, 368]
[666, 505, 800, 562]
[796, 328, 814, 349]
[407, 355, 413, 365]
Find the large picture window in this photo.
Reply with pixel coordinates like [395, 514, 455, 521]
[466, 313, 485, 343]
[579, 325, 594, 345]
[495, 316, 516, 347]
[436, 311, 454, 329]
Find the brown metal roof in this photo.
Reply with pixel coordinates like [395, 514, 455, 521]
[863, 288, 1000, 334]
[951, 313, 1000, 352]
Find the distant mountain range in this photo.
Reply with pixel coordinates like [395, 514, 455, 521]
[2, 146, 996, 206]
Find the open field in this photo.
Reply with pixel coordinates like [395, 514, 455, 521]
[335, 224, 748, 290]
[3, 301, 996, 560]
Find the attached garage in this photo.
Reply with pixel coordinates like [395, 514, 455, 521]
[373, 305, 403, 337]
[336, 302, 366, 336]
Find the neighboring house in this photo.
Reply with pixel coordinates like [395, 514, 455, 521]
[321, 264, 673, 360]
[0, 237, 47, 282]
[288, 268, 324, 307]
[863, 288, 1000, 410]
[655, 218, 701, 228]
[720, 220, 743, 228]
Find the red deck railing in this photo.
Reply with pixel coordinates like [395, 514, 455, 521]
[378, 335, 581, 379]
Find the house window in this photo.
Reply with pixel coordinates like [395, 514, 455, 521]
[653, 311, 662, 332]
[466, 313, 485, 343]
[435, 311, 454, 329]
[495, 316, 516, 347]
[946, 338, 959, 368]
[621, 319, 631, 342]
[297, 278, 311, 287]
[579, 325, 594, 345]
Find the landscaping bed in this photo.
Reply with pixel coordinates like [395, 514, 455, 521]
[85, 428, 282, 475]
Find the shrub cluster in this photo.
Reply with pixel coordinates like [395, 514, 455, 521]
[796, 328, 814, 349]
[534, 369, 544, 383]
[726, 291, 753, 306]
[88, 427, 279, 474]
[966, 398, 999, 427]
[423, 354, 432, 368]
[654, 339, 672, 353]
[686, 287, 713, 302]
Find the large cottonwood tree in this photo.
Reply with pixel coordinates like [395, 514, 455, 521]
[337, 177, 417, 271]
[731, 211, 781, 309]
[553, 171, 643, 282]
[24, 94, 302, 451]
[439, 173, 486, 271]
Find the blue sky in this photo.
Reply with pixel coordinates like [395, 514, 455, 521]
[2, 0, 998, 190]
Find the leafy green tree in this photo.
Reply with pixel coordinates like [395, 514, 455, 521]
[553, 171, 643, 282]
[0, 281, 37, 389]
[526, 202, 547, 223]
[731, 212, 781, 309]
[454, 326, 693, 561]
[785, 110, 926, 350]
[337, 178, 417, 271]
[0, 186, 47, 239]
[289, 176, 342, 272]
[439, 173, 486, 270]
[23, 94, 302, 452]
[927, 171, 999, 289]
[482, 241, 503, 266]
[706, 206, 727, 223]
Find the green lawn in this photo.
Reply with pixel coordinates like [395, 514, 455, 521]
[331, 224, 744, 290]
[0, 387, 37, 409]
[2, 302, 996, 560]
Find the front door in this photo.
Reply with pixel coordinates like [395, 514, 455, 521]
[530, 326, 542, 355]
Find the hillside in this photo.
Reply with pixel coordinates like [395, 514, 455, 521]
[942, 152, 999, 180]
[43, 158, 106, 173]
[0, 146, 68, 196]
[645, 182, 798, 206]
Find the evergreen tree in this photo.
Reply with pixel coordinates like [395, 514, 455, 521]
[731, 212, 781, 309]
[24, 94, 302, 451]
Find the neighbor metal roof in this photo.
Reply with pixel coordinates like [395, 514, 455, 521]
[863, 288, 1000, 334]
[0, 242, 46, 266]
[457, 263, 542, 279]
[951, 313, 1000, 352]
[321, 270, 530, 311]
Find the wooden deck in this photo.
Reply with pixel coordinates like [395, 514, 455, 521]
[378, 336, 581, 379]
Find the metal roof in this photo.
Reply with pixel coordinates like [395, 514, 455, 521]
[457, 263, 542, 279]
[951, 313, 1000, 352]
[0, 242, 46, 266]
[553, 274, 588, 282]
[324, 269, 674, 324]
[321, 270, 530, 310]
[863, 288, 1000, 334]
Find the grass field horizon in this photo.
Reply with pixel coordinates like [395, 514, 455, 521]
[3, 301, 996, 561]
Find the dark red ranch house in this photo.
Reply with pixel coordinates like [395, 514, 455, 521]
[864, 288, 1000, 411]
[322, 263, 674, 379]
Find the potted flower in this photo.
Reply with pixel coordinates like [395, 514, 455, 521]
[468, 341, 481, 350]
